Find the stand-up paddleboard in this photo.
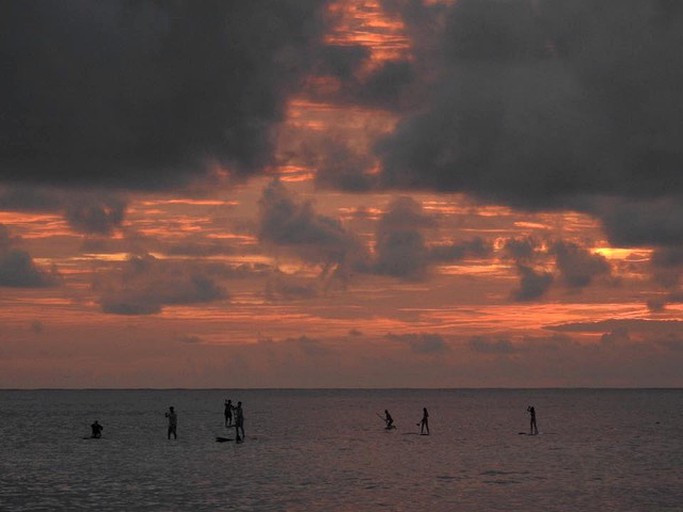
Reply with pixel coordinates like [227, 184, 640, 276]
[216, 436, 258, 442]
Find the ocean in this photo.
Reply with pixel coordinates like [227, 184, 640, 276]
[1, 389, 681, 511]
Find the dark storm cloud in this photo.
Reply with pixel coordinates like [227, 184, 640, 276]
[429, 236, 492, 263]
[285, 335, 334, 357]
[551, 241, 611, 289]
[599, 199, 683, 248]
[315, 57, 417, 111]
[546, 318, 683, 334]
[0, 186, 128, 235]
[164, 236, 235, 257]
[373, 196, 434, 280]
[315, 45, 369, 81]
[310, 138, 377, 192]
[0, 1, 331, 191]
[265, 273, 319, 301]
[96, 254, 227, 315]
[0, 224, 60, 288]
[374, 0, 683, 247]
[258, 180, 370, 277]
[503, 237, 542, 264]
[468, 336, 518, 354]
[64, 195, 127, 235]
[649, 247, 683, 290]
[385, 332, 450, 354]
[0, 186, 64, 212]
[511, 264, 553, 301]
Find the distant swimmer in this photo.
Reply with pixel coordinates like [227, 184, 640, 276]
[165, 406, 178, 440]
[384, 410, 395, 430]
[90, 420, 103, 439]
[527, 405, 538, 435]
[224, 399, 233, 427]
[234, 401, 244, 442]
[419, 407, 429, 435]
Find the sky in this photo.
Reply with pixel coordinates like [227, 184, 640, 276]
[1, 0, 683, 388]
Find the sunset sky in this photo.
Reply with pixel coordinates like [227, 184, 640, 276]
[2, 0, 683, 388]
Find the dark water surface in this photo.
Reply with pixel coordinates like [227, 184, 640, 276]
[1, 389, 681, 511]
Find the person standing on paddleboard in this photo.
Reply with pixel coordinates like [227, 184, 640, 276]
[234, 401, 244, 442]
[166, 406, 178, 440]
[419, 407, 429, 435]
[224, 399, 233, 427]
[527, 406, 538, 435]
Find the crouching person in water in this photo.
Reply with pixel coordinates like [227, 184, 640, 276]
[235, 401, 245, 442]
[384, 410, 395, 430]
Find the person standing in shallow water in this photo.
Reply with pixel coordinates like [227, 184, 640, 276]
[420, 407, 429, 435]
[527, 406, 538, 435]
[165, 406, 177, 440]
[90, 420, 103, 438]
[224, 399, 233, 427]
[234, 401, 244, 442]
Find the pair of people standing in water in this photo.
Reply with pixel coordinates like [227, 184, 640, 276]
[225, 399, 245, 441]
[163, 401, 244, 441]
[224, 399, 233, 427]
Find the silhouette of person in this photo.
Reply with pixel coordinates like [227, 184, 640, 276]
[527, 406, 538, 435]
[165, 406, 178, 440]
[90, 420, 103, 439]
[224, 399, 233, 427]
[420, 407, 429, 435]
[234, 401, 244, 442]
[384, 409, 395, 430]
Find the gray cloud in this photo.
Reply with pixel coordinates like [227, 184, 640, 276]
[96, 253, 227, 315]
[386, 332, 450, 354]
[468, 336, 518, 354]
[0, 186, 64, 212]
[373, 0, 683, 247]
[511, 264, 553, 301]
[649, 247, 683, 290]
[258, 180, 370, 280]
[0, 224, 60, 288]
[598, 198, 683, 248]
[311, 138, 377, 192]
[0, 186, 128, 235]
[503, 237, 542, 264]
[64, 195, 127, 235]
[0, 1, 331, 191]
[286, 335, 335, 357]
[429, 236, 492, 263]
[164, 236, 235, 258]
[265, 273, 319, 301]
[374, 196, 434, 280]
[551, 241, 611, 289]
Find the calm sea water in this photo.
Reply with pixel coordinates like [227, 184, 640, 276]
[1, 389, 681, 511]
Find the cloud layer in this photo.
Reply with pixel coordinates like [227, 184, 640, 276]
[374, 0, 683, 247]
[0, 1, 330, 190]
[0, 225, 60, 287]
